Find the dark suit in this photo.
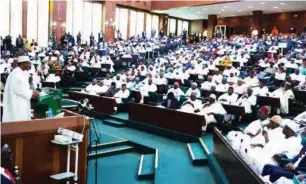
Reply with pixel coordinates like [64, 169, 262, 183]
[161, 99, 179, 109]
[262, 145, 306, 182]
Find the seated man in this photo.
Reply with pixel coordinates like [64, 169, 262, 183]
[234, 78, 248, 95]
[244, 70, 259, 87]
[198, 94, 226, 131]
[237, 87, 257, 114]
[180, 92, 202, 113]
[218, 86, 238, 105]
[252, 81, 269, 96]
[96, 80, 108, 95]
[85, 78, 99, 94]
[227, 106, 270, 151]
[294, 111, 306, 124]
[103, 73, 112, 86]
[270, 82, 295, 114]
[114, 83, 130, 104]
[105, 82, 119, 97]
[155, 72, 168, 85]
[290, 68, 304, 82]
[201, 75, 215, 90]
[185, 82, 201, 98]
[167, 82, 184, 101]
[141, 79, 157, 97]
[161, 92, 179, 110]
[216, 77, 229, 93]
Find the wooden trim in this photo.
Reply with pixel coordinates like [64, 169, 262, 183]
[144, 12, 147, 34]
[22, 0, 28, 38]
[127, 9, 131, 38]
[15, 138, 23, 180]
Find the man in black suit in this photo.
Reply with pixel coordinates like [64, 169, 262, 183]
[15, 34, 23, 49]
[161, 92, 179, 110]
[262, 144, 306, 182]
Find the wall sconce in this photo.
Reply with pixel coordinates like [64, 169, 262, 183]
[61, 22, 66, 29]
[105, 18, 116, 29]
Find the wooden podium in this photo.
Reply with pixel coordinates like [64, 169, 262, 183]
[1, 110, 90, 184]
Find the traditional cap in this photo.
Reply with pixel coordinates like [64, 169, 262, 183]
[228, 86, 234, 90]
[259, 106, 269, 115]
[209, 94, 217, 100]
[55, 50, 60, 55]
[17, 56, 30, 63]
[192, 82, 197, 87]
[285, 120, 299, 133]
[270, 115, 282, 125]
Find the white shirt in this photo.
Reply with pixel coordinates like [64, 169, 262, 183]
[218, 93, 238, 104]
[216, 83, 229, 93]
[244, 76, 259, 87]
[85, 84, 100, 94]
[167, 87, 184, 100]
[237, 94, 257, 113]
[252, 86, 269, 96]
[3, 67, 32, 122]
[114, 89, 130, 104]
[182, 99, 202, 112]
[185, 88, 201, 98]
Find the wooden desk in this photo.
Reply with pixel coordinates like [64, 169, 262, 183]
[257, 96, 280, 107]
[1, 112, 89, 184]
[129, 103, 205, 137]
[68, 91, 117, 115]
[222, 104, 245, 117]
[213, 128, 265, 184]
[294, 90, 306, 104]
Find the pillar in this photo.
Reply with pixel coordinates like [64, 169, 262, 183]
[207, 14, 217, 39]
[252, 11, 263, 36]
[102, 1, 116, 42]
[50, 0, 67, 42]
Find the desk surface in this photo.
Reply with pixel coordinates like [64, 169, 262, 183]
[129, 102, 205, 137]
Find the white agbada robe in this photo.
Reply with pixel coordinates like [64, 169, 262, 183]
[180, 99, 202, 112]
[85, 84, 100, 94]
[96, 85, 108, 94]
[271, 88, 295, 114]
[244, 76, 259, 87]
[185, 88, 201, 98]
[201, 81, 215, 90]
[114, 89, 130, 104]
[237, 95, 257, 113]
[198, 102, 226, 131]
[234, 84, 248, 95]
[3, 67, 33, 122]
[167, 87, 184, 101]
[252, 86, 269, 96]
[218, 93, 238, 104]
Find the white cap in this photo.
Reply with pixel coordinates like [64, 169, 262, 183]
[17, 56, 30, 63]
[192, 82, 197, 87]
[55, 50, 60, 55]
[285, 120, 299, 133]
[209, 94, 217, 100]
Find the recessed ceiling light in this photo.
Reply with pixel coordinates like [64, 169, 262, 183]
[248, 6, 253, 9]
[223, 6, 228, 8]
[238, 10, 242, 12]
[231, 15, 236, 16]
[203, 8, 208, 10]
[221, 9, 224, 12]
[280, 3, 285, 5]
[260, 2, 265, 4]
[273, 7, 278, 9]
[218, 12, 221, 14]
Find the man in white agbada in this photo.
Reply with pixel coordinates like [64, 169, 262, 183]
[250, 120, 302, 175]
[180, 92, 202, 113]
[227, 106, 270, 152]
[201, 76, 215, 90]
[186, 82, 201, 98]
[243, 70, 259, 87]
[96, 80, 108, 95]
[114, 83, 130, 104]
[237, 87, 257, 114]
[85, 78, 100, 94]
[198, 94, 226, 131]
[252, 81, 269, 96]
[167, 82, 184, 101]
[2, 56, 40, 122]
[270, 82, 295, 114]
[218, 86, 238, 105]
[216, 78, 229, 93]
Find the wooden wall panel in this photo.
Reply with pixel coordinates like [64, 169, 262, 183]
[1, 116, 89, 184]
[103, 1, 116, 42]
[116, 0, 151, 11]
[151, 0, 236, 10]
[22, 1, 28, 38]
[51, 0, 67, 42]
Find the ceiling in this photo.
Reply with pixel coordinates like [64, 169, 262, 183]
[152, 1, 306, 20]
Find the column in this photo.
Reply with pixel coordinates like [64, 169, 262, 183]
[159, 14, 168, 36]
[252, 10, 263, 36]
[102, 1, 116, 42]
[207, 14, 217, 39]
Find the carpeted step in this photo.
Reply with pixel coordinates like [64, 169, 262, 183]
[103, 119, 126, 128]
[137, 154, 155, 180]
[88, 141, 134, 158]
[89, 140, 129, 150]
[187, 143, 208, 166]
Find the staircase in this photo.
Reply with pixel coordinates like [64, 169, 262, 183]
[187, 143, 208, 166]
[137, 150, 158, 180]
[103, 118, 126, 127]
[88, 140, 134, 158]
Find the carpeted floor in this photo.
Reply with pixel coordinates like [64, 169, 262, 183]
[87, 119, 216, 184]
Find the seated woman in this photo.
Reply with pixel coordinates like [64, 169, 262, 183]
[220, 55, 232, 67]
[51, 60, 62, 70]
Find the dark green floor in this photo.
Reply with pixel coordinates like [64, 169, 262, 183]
[87, 118, 216, 184]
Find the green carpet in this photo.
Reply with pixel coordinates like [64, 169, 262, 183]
[87, 119, 216, 184]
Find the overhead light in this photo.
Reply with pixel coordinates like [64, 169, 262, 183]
[203, 8, 208, 10]
[231, 14, 236, 16]
[238, 10, 242, 12]
[248, 6, 253, 9]
[260, 2, 265, 4]
[273, 6, 278, 9]
[221, 9, 224, 12]
[223, 6, 228, 8]
[280, 3, 285, 5]
[218, 12, 221, 14]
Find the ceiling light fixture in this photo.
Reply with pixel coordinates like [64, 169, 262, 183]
[221, 9, 224, 12]
[223, 6, 228, 8]
[248, 6, 253, 9]
[203, 8, 208, 10]
[280, 3, 285, 5]
[273, 6, 278, 9]
[238, 10, 242, 12]
[260, 2, 265, 4]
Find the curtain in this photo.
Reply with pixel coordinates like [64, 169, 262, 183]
[82, 2, 92, 43]
[37, 0, 49, 47]
[183, 21, 189, 35]
[27, 0, 38, 42]
[92, 3, 102, 39]
[168, 18, 176, 35]
[146, 13, 152, 38]
[177, 20, 183, 36]
[119, 8, 128, 39]
[66, 0, 73, 35]
[73, 0, 84, 39]
[0, 0, 10, 37]
[152, 15, 159, 38]
[136, 12, 144, 37]
[129, 10, 136, 38]
[10, 0, 23, 43]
